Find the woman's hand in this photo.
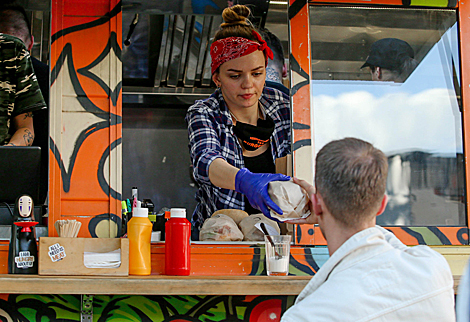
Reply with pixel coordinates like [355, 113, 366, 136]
[235, 168, 290, 220]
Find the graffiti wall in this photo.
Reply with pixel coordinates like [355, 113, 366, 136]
[0, 294, 295, 322]
[49, 0, 122, 239]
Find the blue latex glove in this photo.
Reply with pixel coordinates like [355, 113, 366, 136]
[235, 168, 291, 220]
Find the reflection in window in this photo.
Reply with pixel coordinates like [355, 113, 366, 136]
[122, 13, 149, 79]
[309, 7, 465, 226]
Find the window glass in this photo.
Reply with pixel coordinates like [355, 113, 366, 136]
[309, 7, 465, 226]
[122, 13, 149, 79]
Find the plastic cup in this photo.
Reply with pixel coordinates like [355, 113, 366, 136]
[264, 235, 291, 276]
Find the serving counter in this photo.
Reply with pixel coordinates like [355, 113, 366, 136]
[0, 241, 316, 321]
[0, 242, 467, 291]
[0, 239, 466, 321]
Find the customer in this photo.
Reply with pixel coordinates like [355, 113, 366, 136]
[257, 27, 288, 95]
[186, 5, 291, 237]
[361, 38, 418, 83]
[282, 137, 455, 321]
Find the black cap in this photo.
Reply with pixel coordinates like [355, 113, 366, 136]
[361, 38, 414, 71]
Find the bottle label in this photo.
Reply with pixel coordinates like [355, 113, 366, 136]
[48, 243, 66, 262]
[15, 251, 35, 268]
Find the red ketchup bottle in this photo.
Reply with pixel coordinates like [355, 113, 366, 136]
[165, 208, 191, 275]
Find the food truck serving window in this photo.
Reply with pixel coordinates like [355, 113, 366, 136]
[309, 7, 464, 226]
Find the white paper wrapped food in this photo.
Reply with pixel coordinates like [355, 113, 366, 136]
[239, 214, 280, 241]
[199, 214, 244, 241]
[268, 180, 311, 221]
[211, 209, 249, 225]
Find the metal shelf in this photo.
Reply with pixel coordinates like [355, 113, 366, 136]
[123, 86, 215, 106]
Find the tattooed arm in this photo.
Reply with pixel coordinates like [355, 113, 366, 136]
[6, 112, 35, 146]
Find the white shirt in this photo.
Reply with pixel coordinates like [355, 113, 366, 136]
[282, 226, 455, 322]
[456, 260, 470, 322]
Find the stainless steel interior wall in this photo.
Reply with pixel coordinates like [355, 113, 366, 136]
[122, 107, 198, 214]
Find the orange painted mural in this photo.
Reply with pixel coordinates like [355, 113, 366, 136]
[49, 0, 122, 238]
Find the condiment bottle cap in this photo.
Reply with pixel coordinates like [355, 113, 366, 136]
[133, 206, 148, 218]
[170, 208, 186, 218]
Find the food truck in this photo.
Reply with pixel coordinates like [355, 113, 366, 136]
[0, 0, 468, 320]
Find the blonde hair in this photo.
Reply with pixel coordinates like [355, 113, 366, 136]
[213, 5, 258, 42]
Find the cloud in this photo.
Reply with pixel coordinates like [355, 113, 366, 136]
[312, 87, 463, 155]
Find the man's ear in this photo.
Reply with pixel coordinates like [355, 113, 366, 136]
[312, 193, 324, 218]
[27, 35, 34, 52]
[282, 63, 287, 78]
[376, 195, 388, 216]
[376, 67, 383, 80]
[212, 73, 220, 87]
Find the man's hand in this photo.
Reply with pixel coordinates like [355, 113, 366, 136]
[284, 177, 319, 225]
[7, 112, 34, 146]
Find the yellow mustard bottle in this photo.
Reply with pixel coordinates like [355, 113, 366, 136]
[128, 203, 152, 275]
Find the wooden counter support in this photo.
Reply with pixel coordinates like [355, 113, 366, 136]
[0, 275, 311, 295]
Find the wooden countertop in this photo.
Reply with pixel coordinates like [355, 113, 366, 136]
[0, 274, 312, 295]
[0, 274, 461, 295]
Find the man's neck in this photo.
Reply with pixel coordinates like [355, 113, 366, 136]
[266, 66, 282, 83]
[323, 216, 376, 256]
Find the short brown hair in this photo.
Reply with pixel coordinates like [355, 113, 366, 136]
[315, 137, 388, 228]
[0, 4, 31, 44]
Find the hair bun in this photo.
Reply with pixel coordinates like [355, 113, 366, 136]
[221, 5, 251, 27]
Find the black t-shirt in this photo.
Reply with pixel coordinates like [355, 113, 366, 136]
[243, 148, 275, 214]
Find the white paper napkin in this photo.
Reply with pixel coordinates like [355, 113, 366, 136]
[83, 249, 121, 268]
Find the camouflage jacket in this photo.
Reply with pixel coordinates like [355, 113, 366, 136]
[0, 33, 46, 144]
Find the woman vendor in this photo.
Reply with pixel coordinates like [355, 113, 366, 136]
[186, 5, 291, 237]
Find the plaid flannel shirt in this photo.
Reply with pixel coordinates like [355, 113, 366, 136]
[186, 87, 291, 229]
